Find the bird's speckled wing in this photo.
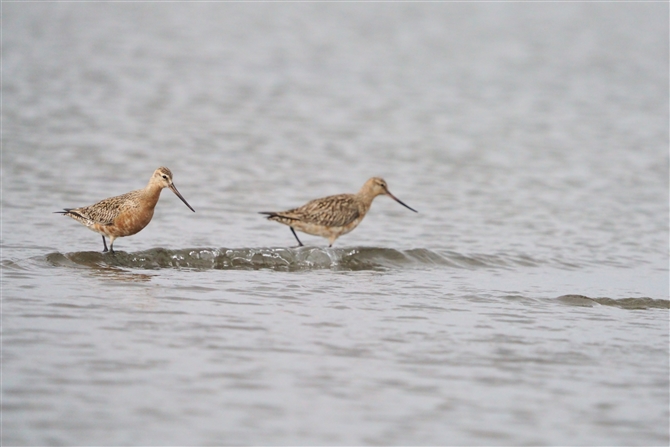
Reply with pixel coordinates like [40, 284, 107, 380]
[65, 190, 142, 226]
[278, 194, 360, 228]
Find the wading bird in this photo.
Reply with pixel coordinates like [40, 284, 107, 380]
[56, 167, 194, 253]
[260, 177, 417, 247]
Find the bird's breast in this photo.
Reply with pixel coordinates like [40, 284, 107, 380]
[104, 208, 155, 237]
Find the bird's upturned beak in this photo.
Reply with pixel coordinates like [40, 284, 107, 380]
[386, 189, 417, 213]
[169, 183, 195, 212]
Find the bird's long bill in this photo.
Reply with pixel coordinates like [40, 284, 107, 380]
[387, 190, 418, 213]
[169, 184, 195, 212]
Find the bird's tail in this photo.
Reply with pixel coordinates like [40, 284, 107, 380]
[54, 209, 86, 220]
[260, 211, 298, 220]
[259, 211, 301, 222]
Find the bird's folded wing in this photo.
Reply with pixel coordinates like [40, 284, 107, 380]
[288, 195, 360, 227]
[77, 191, 139, 226]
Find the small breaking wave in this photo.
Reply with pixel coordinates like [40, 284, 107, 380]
[43, 246, 542, 272]
[556, 294, 669, 310]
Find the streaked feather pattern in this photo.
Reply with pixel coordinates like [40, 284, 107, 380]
[268, 194, 361, 228]
[59, 190, 143, 227]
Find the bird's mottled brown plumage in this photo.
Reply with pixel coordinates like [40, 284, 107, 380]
[270, 194, 362, 228]
[261, 177, 417, 247]
[56, 167, 195, 253]
[63, 189, 147, 227]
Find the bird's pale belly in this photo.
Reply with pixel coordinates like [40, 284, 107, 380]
[292, 219, 362, 238]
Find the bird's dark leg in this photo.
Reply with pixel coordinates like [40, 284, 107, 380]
[290, 227, 304, 247]
[102, 236, 109, 252]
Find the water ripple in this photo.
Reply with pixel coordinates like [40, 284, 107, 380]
[43, 247, 543, 272]
[557, 294, 669, 310]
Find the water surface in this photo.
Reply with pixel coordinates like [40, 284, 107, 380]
[3, 2, 668, 445]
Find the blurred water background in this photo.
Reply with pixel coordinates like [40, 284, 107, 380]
[2, 2, 668, 445]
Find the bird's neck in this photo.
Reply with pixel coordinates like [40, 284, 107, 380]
[143, 183, 163, 208]
[356, 189, 378, 209]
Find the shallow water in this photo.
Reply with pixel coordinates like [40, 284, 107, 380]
[3, 2, 669, 445]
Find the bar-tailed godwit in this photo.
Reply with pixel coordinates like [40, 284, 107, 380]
[56, 167, 195, 253]
[260, 177, 417, 247]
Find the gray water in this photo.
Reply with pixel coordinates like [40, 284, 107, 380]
[2, 3, 669, 446]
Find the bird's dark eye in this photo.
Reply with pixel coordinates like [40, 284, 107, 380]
[162, 175, 168, 180]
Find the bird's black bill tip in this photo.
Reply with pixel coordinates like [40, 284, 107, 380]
[170, 184, 195, 212]
[388, 193, 418, 213]
[182, 200, 196, 213]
